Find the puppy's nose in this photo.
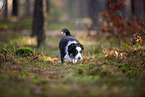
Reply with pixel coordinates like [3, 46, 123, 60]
[78, 57, 81, 60]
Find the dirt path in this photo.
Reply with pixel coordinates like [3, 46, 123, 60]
[45, 30, 87, 36]
[20, 30, 97, 36]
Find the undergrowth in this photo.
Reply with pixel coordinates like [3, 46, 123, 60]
[0, 32, 145, 97]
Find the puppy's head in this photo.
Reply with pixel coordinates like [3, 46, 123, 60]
[68, 43, 84, 60]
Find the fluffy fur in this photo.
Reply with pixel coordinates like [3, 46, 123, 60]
[59, 29, 84, 63]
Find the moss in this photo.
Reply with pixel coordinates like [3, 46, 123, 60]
[15, 47, 34, 57]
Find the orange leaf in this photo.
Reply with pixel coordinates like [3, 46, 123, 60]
[83, 58, 87, 63]
[140, 39, 143, 44]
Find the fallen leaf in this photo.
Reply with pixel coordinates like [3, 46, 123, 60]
[83, 58, 87, 63]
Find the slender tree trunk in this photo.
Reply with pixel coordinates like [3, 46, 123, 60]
[89, 0, 99, 30]
[46, 0, 49, 12]
[32, 0, 37, 36]
[131, 0, 144, 20]
[4, 0, 8, 21]
[32, 0, 47, 47]
[12, 0, 18, 16]
[26, 0, 30, 17]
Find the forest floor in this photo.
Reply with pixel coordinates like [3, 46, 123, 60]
[0, 31, 145, 97]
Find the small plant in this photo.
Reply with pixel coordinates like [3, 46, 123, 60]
[118, 64, 140, 77]
[0, 53, 5, 62]
[0, 48, 11, 62]
[131, 33, 143, 46]
[88, 68, 102, 75]
[15, 47, 34, 57]
[78, 67, 85, 75]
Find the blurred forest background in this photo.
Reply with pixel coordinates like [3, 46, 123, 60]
[0, 0, 144, 47]
[0, 0, 144, 30]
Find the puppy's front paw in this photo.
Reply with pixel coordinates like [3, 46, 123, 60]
[73, 59, 78, 64]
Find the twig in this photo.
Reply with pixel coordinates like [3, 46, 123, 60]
[31, 57, 39, 62]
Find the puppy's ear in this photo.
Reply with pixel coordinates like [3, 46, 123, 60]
[68, 44, 76, 52]
[80, 44, 84, 50]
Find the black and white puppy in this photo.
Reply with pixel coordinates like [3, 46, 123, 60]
[59, 29, 84, 63]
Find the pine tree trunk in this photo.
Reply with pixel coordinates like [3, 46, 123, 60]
[89, 0, 99, 30]
[32, 0, 46, 47]
[12, 0, 18, 16]
[32, 0, 37, 37]
[26, 0, 30, 17]
[4, 0, 8, 21]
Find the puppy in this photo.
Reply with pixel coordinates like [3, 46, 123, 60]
[59, 29, 84, 63]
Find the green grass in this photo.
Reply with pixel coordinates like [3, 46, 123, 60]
[0, 32, 145, 97]
[0, 18, 75, 30]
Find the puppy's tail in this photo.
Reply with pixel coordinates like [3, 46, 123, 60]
[61, 29, 71, 36]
